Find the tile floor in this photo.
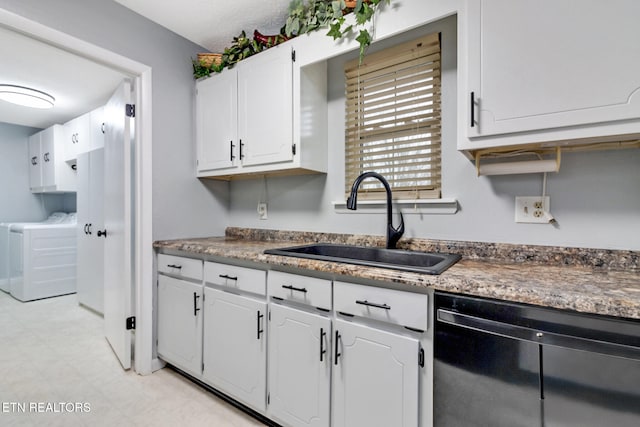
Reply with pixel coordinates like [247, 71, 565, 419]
[0, 291, 266, 426]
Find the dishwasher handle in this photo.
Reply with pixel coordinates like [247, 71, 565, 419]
[437, 309, 640, 361]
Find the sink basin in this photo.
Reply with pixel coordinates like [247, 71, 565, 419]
[264, 243, 461, 275]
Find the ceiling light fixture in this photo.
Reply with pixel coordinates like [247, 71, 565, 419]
[0, 84, 55, 109]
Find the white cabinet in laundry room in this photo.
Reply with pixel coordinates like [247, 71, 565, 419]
[76, 148, 105, 313]
[63, 111, 91, 161]
[29, 125, 76, 193]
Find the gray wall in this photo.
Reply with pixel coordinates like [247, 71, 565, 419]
[0, 122, 71, 222]
[0, 0, 229, 240]
[228, 16, 640, 251]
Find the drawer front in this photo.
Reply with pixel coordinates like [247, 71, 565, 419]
[267, 271, 332, 310]
[204, 261, 266, 296]
[158, 254, 203, 281]
[334, 281, 428, 331]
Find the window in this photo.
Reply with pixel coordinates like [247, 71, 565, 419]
[344, 32, 442, 200]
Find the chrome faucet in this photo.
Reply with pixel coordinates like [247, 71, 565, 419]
[346, 171, 405, 249]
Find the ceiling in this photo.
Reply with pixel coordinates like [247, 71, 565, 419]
[0, 26, 128, 130]
[114, 0, 291, 53]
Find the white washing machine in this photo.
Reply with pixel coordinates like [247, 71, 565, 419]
[0, 212, 69, 293]
[8, 212, 77, 301]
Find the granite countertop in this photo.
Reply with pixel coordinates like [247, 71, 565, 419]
[154, 228, 640, 320]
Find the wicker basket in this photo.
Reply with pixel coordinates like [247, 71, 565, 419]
[197, 53, 222, 68]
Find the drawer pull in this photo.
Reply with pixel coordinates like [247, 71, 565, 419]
[167, 264, 182, 269]
[257, 311, 264, 340]
[320, 327, 327, 362]
[282, 284, 307, 293]
[219, 274, 238, 281]
[356, 300, 391, 310]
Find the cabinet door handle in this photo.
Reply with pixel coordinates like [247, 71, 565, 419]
[43, 152, 50, 162]
[167, 264, 182, 269]
[230, 140, 235, 161]
[320, 327, 327, 362]
[193, 292, 201, 316]
[334, 330, 341, 366]
[282, 284, 307, 293]
[239, 139, 244, 160]
[83, 224, 88, 235]
[97, 229, 107, 238]
[31, 156, 38, 165]
[355, 300, 391, 310]
[87, 223, 92, 235]
[101, 123, 105, 134]
[470, 91, 476, 128]
[257, 310, 264, 340]
[218, 274, 237, 281]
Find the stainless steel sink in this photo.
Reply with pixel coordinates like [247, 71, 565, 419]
[264, 243, 461, 275]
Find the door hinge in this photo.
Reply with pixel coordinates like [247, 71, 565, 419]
[418, 347, 425, 368]
[292, 50, 296, 62]
[268, 311, 271, 321]
[126, 104, 135, 118]
[267, 393, 270, 405]
[292, 144, 296, 155]
[126, 316, 136, 330]
[202, 362, 205, 372]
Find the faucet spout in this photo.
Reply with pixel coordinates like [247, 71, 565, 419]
[347, 171, 404, 249]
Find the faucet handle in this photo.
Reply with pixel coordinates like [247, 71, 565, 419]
[388, 211, 405, 249]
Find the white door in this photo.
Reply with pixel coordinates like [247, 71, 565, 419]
[157, 275, 203, 375]
[268, 304, 331, 427]
[196, 70, 238, 172]
[103, 79, 134, 370]
[202, 287, 267, 412]
[76, 151, 91, 307]
[332, 318, 420, 427]
[237, 45, 293, 166]
[89, 148, 105, 312]
[28, 132, 41, 190]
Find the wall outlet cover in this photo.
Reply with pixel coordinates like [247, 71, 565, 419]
[515, 196, 551, 223]
[257, 202, 268, 220]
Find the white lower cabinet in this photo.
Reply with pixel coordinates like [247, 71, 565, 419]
[332, 318, 420, 427]
[268, 303, 331, 427]
[203, 287, 267, 412]
[157, 274, 203, 376]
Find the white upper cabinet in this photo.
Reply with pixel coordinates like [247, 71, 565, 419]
[238, 44, 293, 167]
[196, 43, 327, 179]
[196, 68, 238, 173]
[29, 125, 76, 193]
[89, 106, 105, 151]
[460, 0, 640, 150]
[64, 112, 91, 161]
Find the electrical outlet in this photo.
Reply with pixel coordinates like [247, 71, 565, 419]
[257, 202, 268, 220]
[515, 196, 550, 223]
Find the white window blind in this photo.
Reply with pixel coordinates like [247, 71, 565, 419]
[344, 32, 442, 199]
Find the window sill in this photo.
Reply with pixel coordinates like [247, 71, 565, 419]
[332, 198, 458, 215]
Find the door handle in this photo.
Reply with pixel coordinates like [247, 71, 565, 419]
[193, 292, 201, 316]
[230, 140, 235, 161]
[101, 123, 105, 134]
[257, 310, 264, 340]
[320, 327, 327, 362]
[97, 229, 107, 238]
[83, 224, 88, 235]
[31, 156, 38, 165]
[87, 223, 92, 235]
[470, 91, 476, 128]
[334, 330, 341, 366]
[239, 139, 244, 160]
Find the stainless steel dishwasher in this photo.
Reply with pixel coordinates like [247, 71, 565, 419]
[434, 292, 640, 427]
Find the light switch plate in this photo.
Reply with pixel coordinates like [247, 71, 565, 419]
[257, 202, 268, 220]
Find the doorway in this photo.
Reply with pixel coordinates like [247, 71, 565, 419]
[0, 8, 154, 374]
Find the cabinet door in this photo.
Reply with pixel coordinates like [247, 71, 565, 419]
[238, 45, 293, 166]
[90, 107, 105, 151]
[28, 132, 42, 190]
[467, 0, 640, 137]
[76, 152, 91, 308]
[157, 275, 204, 375]
[64, 113, 91, 160]
[40, 126, 56, 188]
[268, 304, 331, 427]
[196, 70, 238, 172]
[203, 287, 267, 411]
[332, 319, 419, 427]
